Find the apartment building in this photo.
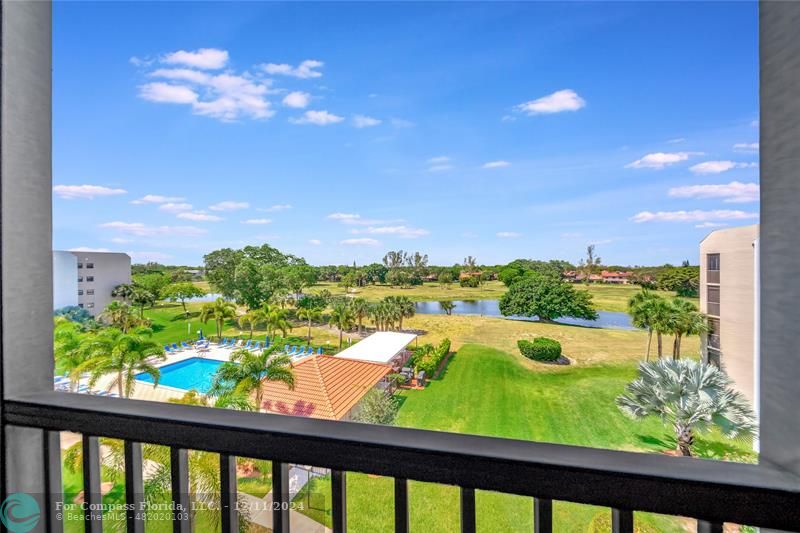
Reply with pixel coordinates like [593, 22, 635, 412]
[699, 224, 759, 404]
[53, 250, 131, 316]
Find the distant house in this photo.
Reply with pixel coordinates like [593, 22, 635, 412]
[459, 271, 482, 280]
[562, 271, 603, 283]
[601, 270, 634, 284]
[259, 355, 392, 421]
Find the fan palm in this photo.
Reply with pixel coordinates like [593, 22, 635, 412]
[54, 318, 89, 391]
[328, 301, 355, 350]
[617, 359, 756, 457]
[351, 298, 370, 335]
[208, 346, 295, 409]
[78, 327, 165, 397]
[200, 297, 237, 338]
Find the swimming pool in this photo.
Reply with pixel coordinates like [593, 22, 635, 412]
[137, 357, 224, 393]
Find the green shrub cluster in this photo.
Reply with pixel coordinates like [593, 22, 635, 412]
[517, 337, 562, 362]
[410, 338, 452, 375]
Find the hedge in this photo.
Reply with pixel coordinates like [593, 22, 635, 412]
[517, 337, 561, 362]
[411, 338, 452, 376]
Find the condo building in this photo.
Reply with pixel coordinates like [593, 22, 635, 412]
[53, 250, 131, 316]
[699, 224, 759, 405]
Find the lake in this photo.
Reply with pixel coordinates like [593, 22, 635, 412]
[414, 300, 637, 330]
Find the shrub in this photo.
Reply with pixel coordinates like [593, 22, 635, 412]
[459, 276, 480, 288]
[411, 338, 452, 376]
[517, 337, 562, 362]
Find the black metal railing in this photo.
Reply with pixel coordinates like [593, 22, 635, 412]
[3, 391, 800, 532]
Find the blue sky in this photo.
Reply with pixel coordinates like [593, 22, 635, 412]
[53, 1, 759, 267]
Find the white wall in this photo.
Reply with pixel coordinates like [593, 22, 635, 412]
[52, 250, 78, 310]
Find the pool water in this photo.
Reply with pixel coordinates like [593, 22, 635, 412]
[137, 357, 224, 393]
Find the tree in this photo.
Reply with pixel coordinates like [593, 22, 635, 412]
[199, 297, 237, 338]
[238, 309, 266, 339]
[328, 301, 355, 350]
[352, 389, 400, 425]
[339, 272, 357, 293]
[54, 318, 88, 391]
[650, 297, 675, 359]
[439, 301, 456, 316]
[54, 305, 94, 326]
[264, 305, 292, 341]
[578, 244, 601, 283]
[364, 263, 388, 284]
[658, 266, 700, 297]
[297, 306, 322, 344]
[78, 327, 165, 397]
[499, 274, 598, 322]
[130, 286, 157, 318]
[667, 299, 709, 359]
[203, 247, 241, 299]
[209, 346, 295, 409]
[438, 271, 453, 289]
[351, 298, 370, 335]
[617, 359, 756, 457]
[133, 272, 171, 300]
[169, 389, 256, 411]
[99, 301, 141, 333]
[386, 296, 415, 330]
[283, 264, 318, 294]
[627, 290, 662, 361]
[111, 283, 135, 302]
[162, 282, 207, 316]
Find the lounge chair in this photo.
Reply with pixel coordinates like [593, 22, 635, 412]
[244, 340, 253, 350]
[172, 343, 181, 351]
[164, 345, 173, 353]
[219, 337, 228, 346]
[317, 347, 323, 355]
[235, 340, 244, 347]
[284, 344, 290, 353]
[264, 338, 270, 349]
[253, 341, 262, 351]
[181, 341, 191, 350]
[306, 346, 313, 355]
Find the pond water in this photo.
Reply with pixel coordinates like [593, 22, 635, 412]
[185, 292, 224, 303]
[414, 300, 637, 330]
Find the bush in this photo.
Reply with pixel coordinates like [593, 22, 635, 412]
[410, 338, 452, 376]
[459, 276, 480, 288]
[517, 337, 562, 362]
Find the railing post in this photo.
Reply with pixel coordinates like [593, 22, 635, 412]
[272, 461, 290, 533]
[394, 477, 409, 533]
[533, 498, 552, 533]
[82, 435, 102, 533]
[697, 521, 723, 533]
[124, 441, 145, 533]
[331, 469, 347, 533]
[170, 447, 191, 533]
[43, 431, 63, 533]
[612, 508, 633, 533]
[220, 454, 238, 533]
[460, 487, 476, 533]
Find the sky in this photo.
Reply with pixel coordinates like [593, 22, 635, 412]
[52, 1, 759, 267]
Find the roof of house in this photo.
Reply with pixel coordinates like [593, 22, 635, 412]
[601, 270, 633, 277]
[336, 331, 417, 364]
[260, 355, 391, 420]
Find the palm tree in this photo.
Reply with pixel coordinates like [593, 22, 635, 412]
[78, 327, 165, 397]
[264, 305, 292, 341]
[54, 318, 88, 391]
[111, 283, 134, 302]
[297, 306, 322, 345]
[396, 296, 415, 331]
[99, 301, 140, 333]
[617, 359, 756, 457]
[651, 297, 675, 359]
[351, 298, 370, 335]
[668, 299, 709, 360]
[169, 389, 256, 411]
[328, 301, 355, 350]
[200, 297, 237, 338]
[209, 346, 295, 409]
[238, 309, 266, 339]
[439, 301, 456, 316]
[628, 290, 661, 361]
[130, 286, 157, 318]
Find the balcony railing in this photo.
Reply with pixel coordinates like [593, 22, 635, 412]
[4, 391, 800, 532]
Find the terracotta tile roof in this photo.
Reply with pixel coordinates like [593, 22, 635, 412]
[259, 355, 391, 420]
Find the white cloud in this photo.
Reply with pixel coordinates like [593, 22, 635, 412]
[668, 181, 759, 203]
[309, 239, 322, 245]
[352, 226, 429, 238]
[695, 222, 729, 229]
[100, 221, 207, 237]
[138, 82, 199, 104]
[353, 115, 382, 128]
[328, 212, 361, 222]
[110, 237, 133, 244]
[53, 185, 127, 200]
[340, 238, 380, 246]
[501, 115, 517, 122]
[497, 231, 522, 238]
[131, 194, 185, 205]
[262, 59, 324, 79]
[162, 48, 229, 70]
[483, 160, 511, 169]
[259, 204, 292, 212]
[666, 138, 685, 144]
[282, 91, 311, 109]
[427, 156, 450, 164]
[733, 142, 759, 152]
[630, 209, 758, 223]
[149, 68, 211, 84]
[689, 160, 758, 175]
[69, 247, 112, 253]
[327, 212, 398, 226]
[158, 202, 193, 213]
[427, 164, 454, 172]
[289, 110, 344, 125]
[177, 211, 224, 222]
[129, 56, 154, 68]
[625, 152, 701, 170]
[516, 89, 586, 115]
[242, 218, 272, 225]
[209, 201, 249, 211]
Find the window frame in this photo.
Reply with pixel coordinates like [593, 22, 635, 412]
[1, 0, 799, 500]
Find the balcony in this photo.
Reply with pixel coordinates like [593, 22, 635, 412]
[707, 270, 720, 284]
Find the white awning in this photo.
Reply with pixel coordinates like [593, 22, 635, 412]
[336, 331, 417, 364]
